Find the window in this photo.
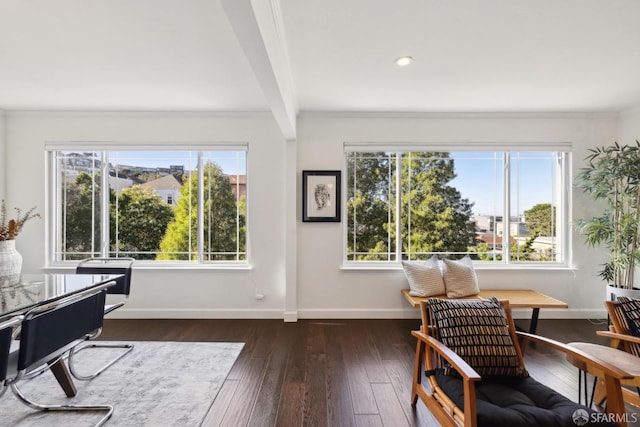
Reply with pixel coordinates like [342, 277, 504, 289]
[344, 142, 570, 266]
[47, 145, 248, 265]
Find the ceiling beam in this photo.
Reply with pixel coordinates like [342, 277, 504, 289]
[221, 0, 298, 140]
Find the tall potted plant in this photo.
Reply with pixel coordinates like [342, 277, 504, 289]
[576, 141, 640, 298]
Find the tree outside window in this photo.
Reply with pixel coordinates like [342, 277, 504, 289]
[49, 148, 247, 264]
[345, 147, 567, 265]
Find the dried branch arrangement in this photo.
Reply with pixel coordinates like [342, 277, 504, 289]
[0, 200, 40, 241]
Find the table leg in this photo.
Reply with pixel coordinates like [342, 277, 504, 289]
[529, 308, 540, 334]
[49, 359, 77, 397]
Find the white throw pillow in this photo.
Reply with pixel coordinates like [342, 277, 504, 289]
[402, 255, 445, 297]
[442, 256, 480, 298]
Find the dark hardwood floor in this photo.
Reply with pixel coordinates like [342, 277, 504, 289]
[99, 317, 639, 427]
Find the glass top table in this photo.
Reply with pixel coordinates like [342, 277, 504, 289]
[0, 273, 122, 319]
[0, 273, 122, 397]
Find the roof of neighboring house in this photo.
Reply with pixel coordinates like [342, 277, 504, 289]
[228, 175, 246, 185]
[140, 174, 183, 191]
[475, 234, 516, 245]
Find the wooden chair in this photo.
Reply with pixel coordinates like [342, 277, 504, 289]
[599, 300, 640, 357]
[589, 300, 640, 408]
[411, 297, 631, 427]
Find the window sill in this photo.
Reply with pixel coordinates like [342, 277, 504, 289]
[340, 262, 575, 272]
[43, 262, 254, 273]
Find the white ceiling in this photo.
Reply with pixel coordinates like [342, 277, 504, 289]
[2, 0, 640, 135]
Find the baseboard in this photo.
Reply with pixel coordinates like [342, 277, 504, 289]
[106, 307, 607, 320]
[296, 308, 608, 320]
[297, 309, 421, 319]
[107, 308, 285, 319]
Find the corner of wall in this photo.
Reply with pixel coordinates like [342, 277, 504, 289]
[0, 110, 5, 199]
[283, 311, 298, 322]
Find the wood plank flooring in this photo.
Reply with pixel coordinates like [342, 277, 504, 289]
[99, 317, 639, 426]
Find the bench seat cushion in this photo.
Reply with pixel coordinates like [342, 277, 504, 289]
[435, 369, 615, 427]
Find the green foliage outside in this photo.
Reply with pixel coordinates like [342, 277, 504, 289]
[524, 203, 556, 237]
[158, 162, 246, 261]
[400, 153, 476, 259]
[63, 162, 244, 261]
[346, 152, 396, 261]
[346, 152, 476, 261]
[473, 231, 540, 261]
[471, 202, 556, 262]
[63, 172, 115, 259]
[116, 186, 174, 260]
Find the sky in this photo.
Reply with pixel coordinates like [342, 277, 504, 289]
[110, 150, 247, 176]
[450, 151, 556, 216]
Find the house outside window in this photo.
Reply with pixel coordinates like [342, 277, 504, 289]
[344, 142, 570, 266]
[46, 144, 248, 265]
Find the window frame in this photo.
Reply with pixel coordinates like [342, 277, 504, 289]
[45, 142, 250, 269]
[342, 141, 572, 270]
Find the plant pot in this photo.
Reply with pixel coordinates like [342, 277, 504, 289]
[606, 284, 640, 301]
[0, 240, 22, 285]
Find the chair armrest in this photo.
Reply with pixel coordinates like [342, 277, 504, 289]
[411, 330, 481, 381]
[597, 330, 640, 345]
[519, 331, 633, 421]
[517, 332, 632, 381]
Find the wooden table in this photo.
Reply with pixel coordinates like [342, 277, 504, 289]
[401, 288, 568, 334]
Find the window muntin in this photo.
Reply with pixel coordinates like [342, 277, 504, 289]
[345, 147, 568, 265]
[49, 147, 247, 264]
[509, 152, 561, 263]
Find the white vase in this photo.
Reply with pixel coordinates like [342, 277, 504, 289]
[0, 240, 23, 285]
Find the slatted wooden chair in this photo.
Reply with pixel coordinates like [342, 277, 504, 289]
[411, 297, 630, 427]
[589, 299, 640, 408]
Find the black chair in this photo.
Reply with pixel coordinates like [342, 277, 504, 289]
[4, 282, 114, 427]
[0, 315, 22, 399]
[69, 257, 134, 380]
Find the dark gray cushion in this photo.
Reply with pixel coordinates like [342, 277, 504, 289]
[435, 370, 616, 427]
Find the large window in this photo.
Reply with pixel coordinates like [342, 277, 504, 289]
[344, 142, 570, 266]
[47, 144, 248, 265]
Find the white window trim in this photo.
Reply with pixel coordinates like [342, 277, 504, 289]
[44, 142, 250, 269]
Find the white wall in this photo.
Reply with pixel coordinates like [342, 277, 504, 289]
[2, 110, 626, 319]
[0, 110, 6, 199]
[4, 111, 287, 318]
[296, 113, 618, 319]
[619, 107, 640, 142]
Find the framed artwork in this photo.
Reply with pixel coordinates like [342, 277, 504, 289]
[302, 170, 341, 222]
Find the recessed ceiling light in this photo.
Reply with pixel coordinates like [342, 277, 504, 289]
[395, 56, 413, 66]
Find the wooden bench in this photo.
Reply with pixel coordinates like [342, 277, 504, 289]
[401, 288, 568, 334]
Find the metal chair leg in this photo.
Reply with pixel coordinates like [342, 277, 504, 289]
[10, 382, 113, 427]
[68, 342, 134, 380]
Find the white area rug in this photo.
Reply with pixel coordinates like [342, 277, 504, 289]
[0, 341, 244, 427]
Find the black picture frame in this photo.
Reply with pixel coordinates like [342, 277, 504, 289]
[302, 170, 341, 222]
